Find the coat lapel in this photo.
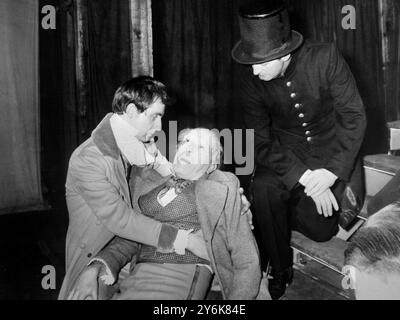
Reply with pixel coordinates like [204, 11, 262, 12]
[91, 113, 120, 160]
[195, 178, 228, 242]
[114, 158, 131, 206]
[91, 113, 137, 206]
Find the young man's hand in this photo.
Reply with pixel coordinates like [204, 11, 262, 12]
[311, 188, 339, 218]
[67, 262, 104, 300]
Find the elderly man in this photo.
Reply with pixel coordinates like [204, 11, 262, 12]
[232, 1, 366, 299]
[345, 203, 400, 300]
[68, 128, 261, 300]
[59, 77, 210, 299]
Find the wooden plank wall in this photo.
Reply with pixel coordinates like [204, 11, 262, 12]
[379, 0, 400, 122]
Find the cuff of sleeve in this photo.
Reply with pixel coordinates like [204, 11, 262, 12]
[298, 169, 313, 186]
[88, 258, 115, 285]
[283, 164, 310, 190]
[173, 229, 194, 255]
[153, 156, 174, 177]
[325, 164, 351, 182]
[157, 224, 179, 251]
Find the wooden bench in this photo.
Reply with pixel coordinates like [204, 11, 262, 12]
[290, 231, 353, 299]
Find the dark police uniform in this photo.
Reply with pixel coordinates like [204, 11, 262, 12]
[239, 40, 367, 272]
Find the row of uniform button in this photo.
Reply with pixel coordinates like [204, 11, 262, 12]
[287, 81, 313, 143]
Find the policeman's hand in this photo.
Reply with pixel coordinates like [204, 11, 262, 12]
[311, 188, 339, 218]
[187, 230, 210, 261]
[67, 263, 102, 300]
[303, 169, 338, 197]
[239, 188, 254, 230]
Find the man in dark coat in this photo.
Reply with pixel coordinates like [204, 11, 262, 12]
[232, 1, 366, 299]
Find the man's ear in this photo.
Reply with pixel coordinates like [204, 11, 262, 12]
[178, 128, 192, 142]
[125, 103, 139, 118]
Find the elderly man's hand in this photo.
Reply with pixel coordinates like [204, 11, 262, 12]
[67, 262, 103, 300]
[187, 230, 210, 261]
[239, 188, 254, 230]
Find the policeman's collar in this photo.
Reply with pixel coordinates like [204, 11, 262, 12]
[283, 44, 303, 79]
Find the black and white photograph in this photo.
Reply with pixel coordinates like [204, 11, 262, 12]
[1, 0, 400, 305]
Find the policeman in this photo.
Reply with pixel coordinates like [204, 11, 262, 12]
[232, 1, 366, 299]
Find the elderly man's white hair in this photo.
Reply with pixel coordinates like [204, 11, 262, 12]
[178, 128, 223, 167]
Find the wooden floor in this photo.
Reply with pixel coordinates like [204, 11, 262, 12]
[284, 270, 348, 300]
[0, 210, 67, 300]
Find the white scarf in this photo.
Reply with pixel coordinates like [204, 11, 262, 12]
[109, 113, 173, 176]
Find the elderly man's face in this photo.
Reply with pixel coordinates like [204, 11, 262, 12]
[173, 129, 217, 180]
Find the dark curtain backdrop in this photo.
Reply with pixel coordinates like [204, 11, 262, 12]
[83, 0, 132, 139]
[40, 0, 68, 205]
[384, 0, 400, 123]
[286, 0, 388, 154]
[0, 0, 42, 213]
[153, 0, 389, 156]
[39, 0, 132, 201]
[41, 0, 132, 165]
[152, 0, 251, 132]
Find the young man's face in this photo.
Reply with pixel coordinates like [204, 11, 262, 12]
[252, 54, 290, 81]
[126, 98, 165, 142]
[173, 130, 216, 180]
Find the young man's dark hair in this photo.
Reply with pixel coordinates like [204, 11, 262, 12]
[112, 76, 170, 114]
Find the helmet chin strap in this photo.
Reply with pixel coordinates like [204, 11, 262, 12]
[280, 54, 292, 76]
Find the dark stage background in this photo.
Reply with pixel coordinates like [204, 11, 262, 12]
[39, 0, 398, 200]
[1, 0, 398, 299]
[40, 0, 397, 189]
